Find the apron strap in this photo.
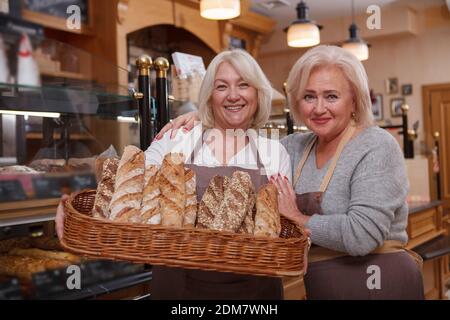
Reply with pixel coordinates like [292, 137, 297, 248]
[293, 135, 316, 187]
[247, 130, 265, 171]
[319, 125, 355, 192]
[293, 124, 356, 192]
[189, 129, 206, 164]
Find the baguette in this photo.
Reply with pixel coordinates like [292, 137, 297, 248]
[140, 164, 161, 224]
[92, 158, 119, 219]
[254, 183, 281, 238]
[237, 189, 256, 234]
[182, 168, 197, 227]
[212, 171, 253, 232]
[159, 153, 186, 227]
[109, 146, 145, 223]
[197, 175, 229, 229]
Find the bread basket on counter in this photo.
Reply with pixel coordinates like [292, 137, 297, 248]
[61, 189, 308, 277]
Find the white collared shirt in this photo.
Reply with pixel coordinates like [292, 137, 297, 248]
[144, 124, 292, 180]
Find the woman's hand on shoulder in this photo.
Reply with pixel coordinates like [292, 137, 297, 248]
[154, 111, 199, 140]
[55, 194, 69, 240]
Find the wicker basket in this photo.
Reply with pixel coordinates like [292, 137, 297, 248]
[61, 190, 308, 277]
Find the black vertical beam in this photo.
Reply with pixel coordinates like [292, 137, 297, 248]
[15, 115, 26, 164]
[135, 55, 152, 151]
[282, 82, 294, 135]
[60, 115, 70, 162]
[154, 57, 170, 134]
[402, 104, 414, 159]
[434, 132, 441, 200]
[0, 114, 3, 157]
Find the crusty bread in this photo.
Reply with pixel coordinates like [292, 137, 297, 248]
[183, 168, 197, 227]
[254, 183, 281, 238]
[197, 175, 229, 229]
[0, 255, 70, 280]
[140, 164, 161, 224]
[109, 146, 145, 223]
[159, 153, 186, 227]
[212, 171, 253, 232]
[8, 248, 81, 264]
[92, 158, 119, 219]
[237, 189, 256, 234]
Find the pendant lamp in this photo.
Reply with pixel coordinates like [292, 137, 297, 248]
[287, 1, 320, 48]
[200, 0, 240, 20]
[342, 0, 369, 61]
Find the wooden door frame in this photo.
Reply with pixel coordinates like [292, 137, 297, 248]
[423, 83, 450, 201]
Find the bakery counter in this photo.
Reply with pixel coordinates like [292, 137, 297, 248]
[39, 269, 152, 300]
[406, 200, 445, 250]
[407, 200, 449, 300]
[0, 257, 152, 300]
[408, 200, 443, 215]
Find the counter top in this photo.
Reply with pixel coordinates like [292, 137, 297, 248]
[408, 200, 442, 215]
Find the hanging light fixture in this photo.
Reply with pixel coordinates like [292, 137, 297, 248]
[342, 0, 369, 61]
[200, 0, 240, 20]
[286, 1, 321, 48]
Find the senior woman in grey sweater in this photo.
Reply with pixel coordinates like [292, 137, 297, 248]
[154, 45, 424, 300]
[271, 45, 423, 299]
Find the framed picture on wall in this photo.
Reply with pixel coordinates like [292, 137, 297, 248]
[390, 97, 405, 117]
[372, 94, 383, 121]
[385, 77, 399, 94]
[402, 84, 413, 95]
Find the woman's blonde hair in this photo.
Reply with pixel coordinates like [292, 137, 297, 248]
[198, 49, 272, 129]
[286, 45, 374, 127]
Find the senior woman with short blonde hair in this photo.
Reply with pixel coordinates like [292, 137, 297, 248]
[196, 49, 273, 130]
[56, 49, 292, 300]
[272, 45, 424, 299]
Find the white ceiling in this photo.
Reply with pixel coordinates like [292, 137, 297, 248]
[250, 0, 446, 29]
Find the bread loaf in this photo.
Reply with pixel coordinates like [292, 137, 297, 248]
[183, 168, 197, 227]
[237, 189, 256, 234]
[197, 175, 229, 229]
[212, 171, 253, 232]
[254, 183, 281, 238]
[92, 158, 119, 219]
[140, 164, 161, 224]
[109, 146, 145, 223]
[9, 248, 81, 264]
[0, 255, 70, 280]
[159, 153, 186, 227]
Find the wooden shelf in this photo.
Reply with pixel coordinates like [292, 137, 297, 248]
[41, 70, 90, 81]
[407, 229, 447, 250]
[22, 9, 94, 36]
[0, 198, 60, 226]
[26, 132, 93, 141]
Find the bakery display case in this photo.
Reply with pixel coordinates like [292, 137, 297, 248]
[0, 22, 155, 299]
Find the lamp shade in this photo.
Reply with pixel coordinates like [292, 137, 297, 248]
[200, 0, 240, 20]
[287, 22, 320, 48]
[342, 41, 369, 61]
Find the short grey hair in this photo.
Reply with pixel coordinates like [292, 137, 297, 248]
[198, 49, 272, 129]
[286, 45, 374, 127]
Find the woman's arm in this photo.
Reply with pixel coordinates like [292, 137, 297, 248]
[305, 135, 409, 256]
[154, 111, 199, 140]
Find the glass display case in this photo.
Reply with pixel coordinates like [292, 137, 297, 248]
[0, 20, 153, 299]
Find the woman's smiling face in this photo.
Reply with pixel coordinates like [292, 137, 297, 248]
[211, 61, 258, 130]
[298, 65, 356, 142]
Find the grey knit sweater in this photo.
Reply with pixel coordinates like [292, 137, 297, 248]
[281, 126, 409, 256]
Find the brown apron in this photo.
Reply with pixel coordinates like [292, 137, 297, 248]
[293, 125, 424, 299]
[151, 130, 283, 300]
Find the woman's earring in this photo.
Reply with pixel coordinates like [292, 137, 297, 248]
[351, 112, 357, 120]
